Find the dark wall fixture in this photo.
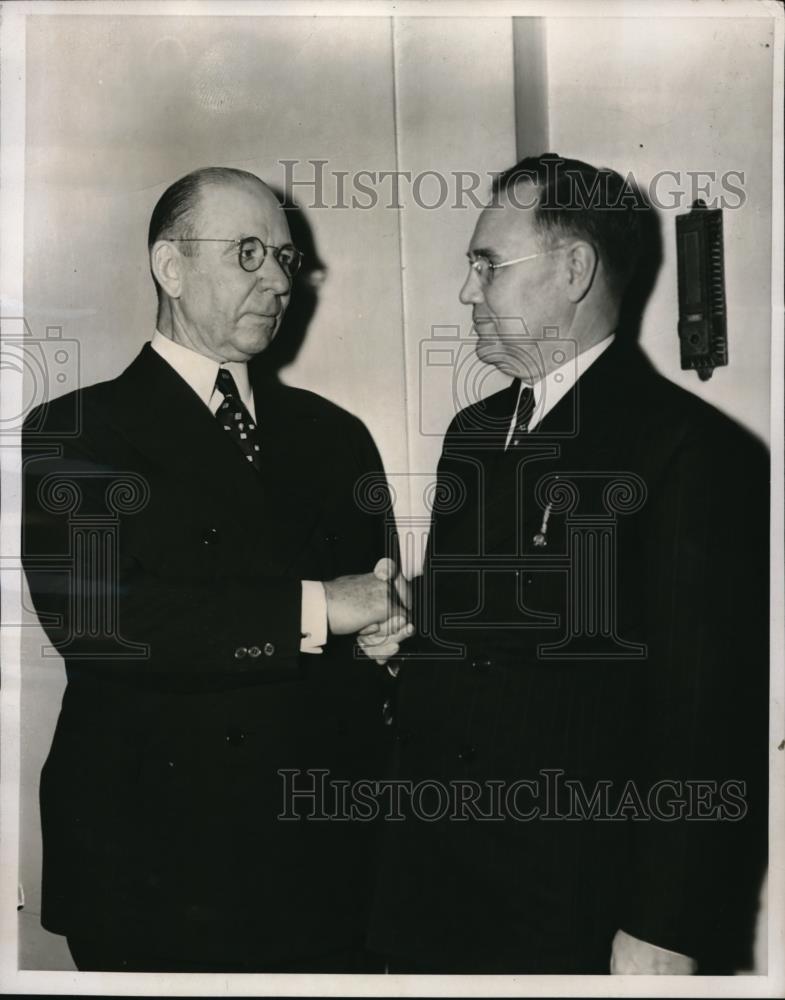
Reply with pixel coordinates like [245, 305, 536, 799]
[676, 199, 728, 381]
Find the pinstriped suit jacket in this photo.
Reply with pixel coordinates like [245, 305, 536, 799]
[370, 339, 768, 973]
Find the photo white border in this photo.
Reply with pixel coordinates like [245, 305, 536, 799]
[1, 0, 782, 996]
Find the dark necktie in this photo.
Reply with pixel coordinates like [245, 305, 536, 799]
[215, 368, 262, 471]
[508, 382, 535, 448]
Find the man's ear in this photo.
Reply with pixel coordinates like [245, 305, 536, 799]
[151, 240, 183, 299]
[564, 241, 598, 303]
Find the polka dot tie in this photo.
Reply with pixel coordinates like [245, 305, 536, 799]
[215, 368, 262, 471]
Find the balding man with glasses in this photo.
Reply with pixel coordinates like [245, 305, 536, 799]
[23, 167, 405, 972]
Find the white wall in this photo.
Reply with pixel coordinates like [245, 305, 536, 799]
[24, 14, 409, 479]
[393, 17, 516, 573]
[546, 15, 774, 445]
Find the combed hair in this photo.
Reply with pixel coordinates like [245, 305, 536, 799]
[491, 154, 645, 298]
[147, 166, 265, 297]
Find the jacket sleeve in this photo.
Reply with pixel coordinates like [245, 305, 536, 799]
[345, 413, 400, 572]
[22, 415, 303, 677]
[619, 421, 769, 968]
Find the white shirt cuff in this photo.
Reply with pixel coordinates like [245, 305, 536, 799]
[300, 580, 327, 654]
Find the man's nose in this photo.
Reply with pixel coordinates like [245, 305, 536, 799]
[459, 266, 484, 306]
[257, 252, 291, 295]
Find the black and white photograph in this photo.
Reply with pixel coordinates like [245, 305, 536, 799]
[0, 0, 782, 995]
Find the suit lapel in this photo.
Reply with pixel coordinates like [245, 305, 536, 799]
[476, 340, 648, 553]
[109, 344, 266, 512]
[108, 346, 338, 576]
[250, 375, 313, 477]
[248, 373, 329, 569]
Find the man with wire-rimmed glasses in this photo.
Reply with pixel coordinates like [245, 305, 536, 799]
[23, 166, 405, 972]
[365, 154, 768, 976]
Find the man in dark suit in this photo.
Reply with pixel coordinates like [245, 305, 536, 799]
[364, 155, 768, 974]
[22, 167, 405, 972]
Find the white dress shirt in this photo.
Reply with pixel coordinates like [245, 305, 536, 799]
[150, 331, 327, 653]
[505, 334, 615, 447]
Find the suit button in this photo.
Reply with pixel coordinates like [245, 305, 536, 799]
[457, 744, 478, 762]
[234, 646, 248, 660]
[248, 646, 262, 659]
[201, 527, 220, 545]
[225, 727, 245, 747]
[473, 658, 492, 674]
[263, 642, 275, 657]
[382, 698, 394, 726]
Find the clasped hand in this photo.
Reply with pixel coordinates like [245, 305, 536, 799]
[323, 559, 412, 663]
[356, 559, 413, 665]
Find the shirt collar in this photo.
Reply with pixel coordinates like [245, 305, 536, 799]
[526, 333, 615, 430]
[150, 330, 254, 412]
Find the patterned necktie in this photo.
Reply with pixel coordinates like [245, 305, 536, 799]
[215, 368, 262, 471]
[509, 382, 535, 448]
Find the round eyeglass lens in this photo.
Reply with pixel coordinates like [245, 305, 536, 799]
[238, 238, 265, 272]
[279, 246, 301, 277]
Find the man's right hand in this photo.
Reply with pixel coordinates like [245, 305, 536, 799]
[323, 558, 409, 635]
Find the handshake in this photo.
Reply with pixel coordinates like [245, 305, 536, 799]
[323, 558, 413, 665]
